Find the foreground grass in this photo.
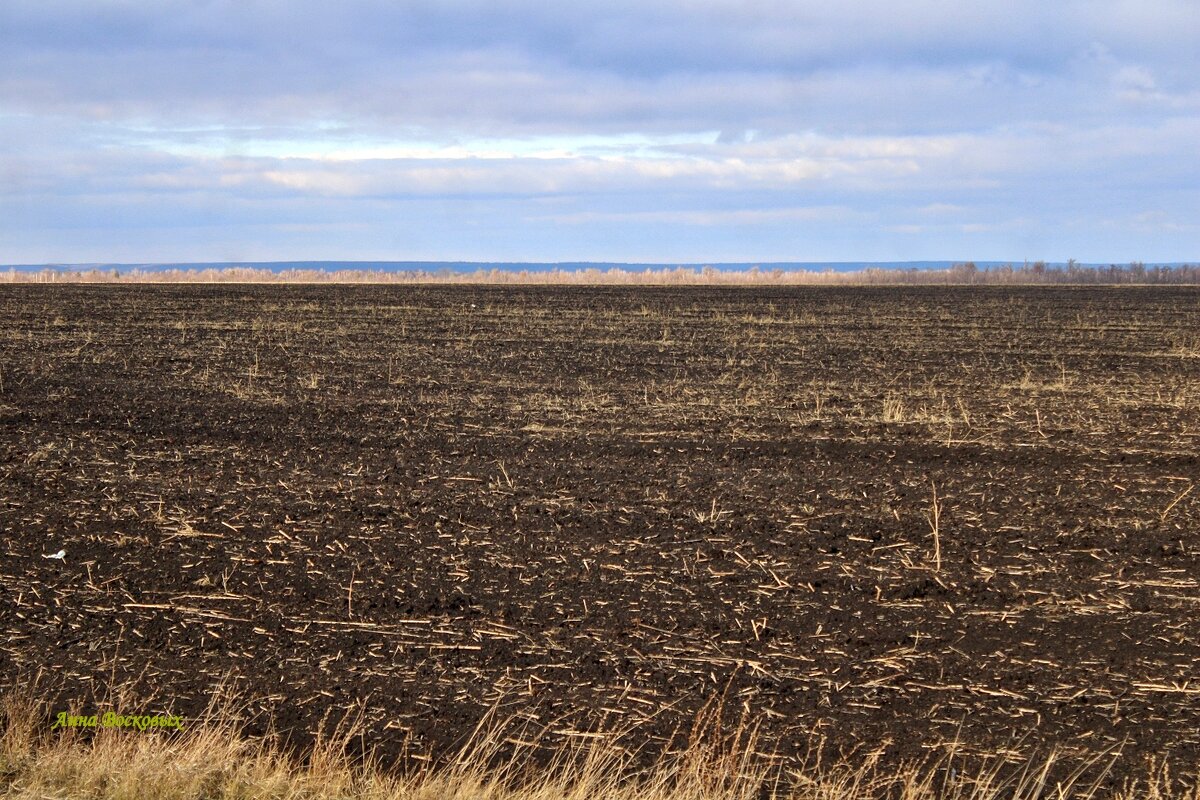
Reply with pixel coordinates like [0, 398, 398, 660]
[0, 694, 1195, 800]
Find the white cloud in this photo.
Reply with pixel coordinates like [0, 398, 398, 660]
[1, 1, 1198, 262]
[538, 206, 862, 226]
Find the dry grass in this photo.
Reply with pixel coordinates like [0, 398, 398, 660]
[0, 690, 1195, 800]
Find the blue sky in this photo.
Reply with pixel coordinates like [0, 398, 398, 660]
[2, 1, 1198, 264]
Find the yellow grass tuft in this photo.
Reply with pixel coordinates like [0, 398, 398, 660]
[0, 689, 1194, 799]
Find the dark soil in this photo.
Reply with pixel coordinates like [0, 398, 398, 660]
[2, 285, 1199, 783]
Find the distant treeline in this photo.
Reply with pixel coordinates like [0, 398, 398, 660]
[3, 261, 1199, 285]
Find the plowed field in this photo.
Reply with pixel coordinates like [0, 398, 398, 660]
[2, 285, 1199, 780]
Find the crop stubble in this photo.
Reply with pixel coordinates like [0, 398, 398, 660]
[1, 285, 1199, 779]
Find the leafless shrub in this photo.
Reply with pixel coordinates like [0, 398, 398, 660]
[4, 262, 1199, 285]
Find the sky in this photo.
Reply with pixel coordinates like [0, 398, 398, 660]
[2, 1, 1198, 265]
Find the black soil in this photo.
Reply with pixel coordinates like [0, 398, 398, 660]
[2, 285, 1199, 783]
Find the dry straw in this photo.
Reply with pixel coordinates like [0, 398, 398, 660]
[0, 688, 1190, 800]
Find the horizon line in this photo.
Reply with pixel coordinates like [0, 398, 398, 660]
[6, 259, 1197, 272]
